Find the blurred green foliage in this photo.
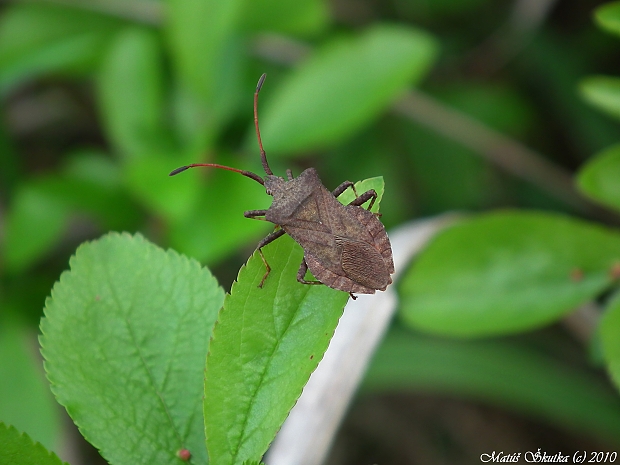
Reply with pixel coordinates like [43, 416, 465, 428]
[3, 0, 620, 463]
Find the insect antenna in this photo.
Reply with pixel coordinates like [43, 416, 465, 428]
[254, 73, 273, 176]
[169, 73, 272, 184]
[168, 163, 265, 185]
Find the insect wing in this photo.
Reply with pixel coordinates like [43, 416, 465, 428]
[339, 237, 391, 290]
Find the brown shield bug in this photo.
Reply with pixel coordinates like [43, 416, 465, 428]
[170, 74, 394, 297]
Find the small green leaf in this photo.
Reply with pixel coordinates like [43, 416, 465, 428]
[3, 181, 69, 274]
[0, 3, 123, 91]
[580, 76, 620, 121]
[336, 176, 384, 213]
[97, 27, 167, 159]
[601, 292, 620, 393]
[595, 1, 620, 37]
[255, 24, 438, 155]
[204, 178, 384, 465]
[41, 233, 224, 465]
[577, 144, 620, 213]
[400, 211, 620, 337]
[0, 423, 67, 465]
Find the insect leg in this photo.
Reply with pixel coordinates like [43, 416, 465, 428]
[256, 228, 286, 287]
[297, 257, 358, 298]
[244, 209, 269, 219]
[349, 189, 377, 211]
[286, 169, 294, 181]
[296, 258, 322, 285]
[332, 181, 357, 198]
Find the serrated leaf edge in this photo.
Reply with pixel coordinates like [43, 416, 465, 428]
[204, 243, 347, 464]
[0, 422, 68, 465]
[39, 231, 223, 463]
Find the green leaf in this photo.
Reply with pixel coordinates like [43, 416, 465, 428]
[97, 27, 167, 159]
[0, 321, 60, 451]
[336, 176, 384, 213]
[166, 0, 243, 105]
[0, 423, 67, 465]
[580, 76, 620, 121]
[595, 1, 620, 37]
[255, 24, 438, 155]
[3, 181, 69, 274]
[0, 3, 123, 91]
[203, 178, 384, 465]
[400, 211, 620, 337]
[239, 0, 329, 36]
[166, 0, 246, 148]
[40, 233, 224, 465]
[363, 329, 620, 443]
[577, 144, 620, 213]
[601, 292, 620, 393]
[204, 236, 349, 465]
